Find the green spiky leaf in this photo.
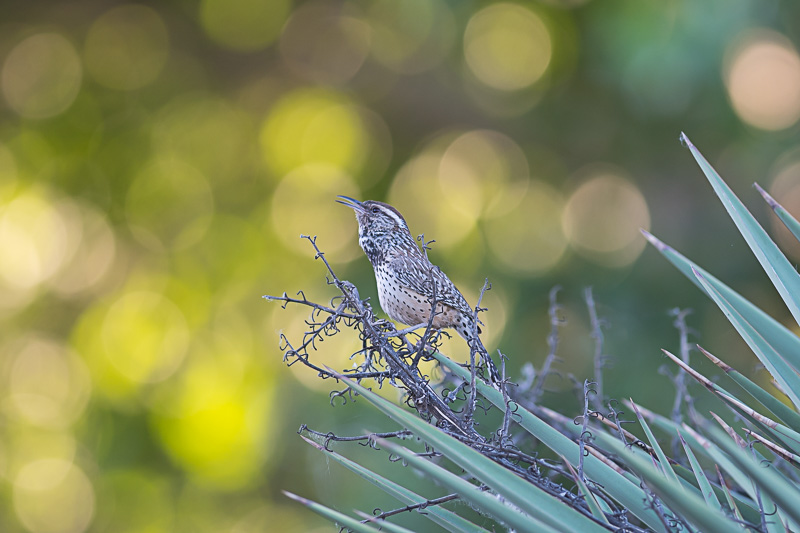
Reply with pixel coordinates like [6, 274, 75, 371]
[682, 133, 800, 327]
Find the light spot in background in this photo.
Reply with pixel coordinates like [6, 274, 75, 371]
[2, 431, 78, 485]
[126, 157, 215, 252]
[13, 459, 95, 533]
[151, 337, 273, 489]
[0, 190, 68, 290]
[464, 4, 552, 91]
[270, 164, 360, 261]
[389, 150, 477, 250]
[2, 33, 82, 119]
[483, 181, 566, 275]
[101, 291, 189, 385]
[47, 200, 116, 296]
[152, 96, 255, 179]
[439, 130, 529, 218]
[724, 30, 800, 131]
[563, 170, 650, 267]
[280, 2, 371, 85]
[367, 0, 455, 74]
[199, 0, 290, 51]
[6, 337, 91, 429]
[0, 157, 35, 315]
[84, 4, 169, 91]
[769, 156, 800, 261]
[261, 89, 369, 177]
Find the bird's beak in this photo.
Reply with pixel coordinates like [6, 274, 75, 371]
[336, 195, 365, 212]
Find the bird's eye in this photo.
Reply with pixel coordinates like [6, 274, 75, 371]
[371, 207, 380, 214]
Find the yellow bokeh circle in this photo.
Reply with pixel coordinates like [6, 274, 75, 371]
[47, 200, 116, 296]
[438, 129, 529, 218]
[261, 88, 369, 177]
[1, 33, 82, 119]
[6, 337, 91, 429]
[724, 30, 800, 131]
[101, 291, 190, 385]
[389, 151, 478, 250]
[13, 459, 95, 533]
[270, 164, 360, 261]
[483, 181, 566, 275]
[84, 4, 169, 90]
[199, 0, 290, 51]
[562, 172, 650, 267]
[151, 336, 273, 489]
[0, 189, 69, 291]
[464, 4, 552, 91]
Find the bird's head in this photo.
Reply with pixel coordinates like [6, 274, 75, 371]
[336, 196, 409, 238]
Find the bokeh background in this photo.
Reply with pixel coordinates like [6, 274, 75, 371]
[1, 0, 800, 531]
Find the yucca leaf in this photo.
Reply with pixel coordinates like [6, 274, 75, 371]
[692, 267, 800, 408]
[661, 349, 800, 455]
[600, 433, 742, 532]
[641, 230, 800, 373]
[757, 492, 789, 533]
[742, 429, 800, 467]
[698, 346, 800, 433]
[631, 406, 761, 523]
[374, 438, 557, 533]
[433, 353, 667, 532]
[710, 413, 800, 531]
[678, 431, 722, 511]
[682, 132, 800, 327]
[631, 401, 682, 487]
[283, 491, 387, 533]
[706, 424, 800, 527]
[715, 465, 747, 530]
[300, 436, 489, 533]
[755, 182, 800, 244]
[560, 456, 611, 525]
[336, 372, 606, 533]
[352, 510, 434, 533]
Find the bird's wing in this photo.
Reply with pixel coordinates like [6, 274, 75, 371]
[388, 256, 473, 316]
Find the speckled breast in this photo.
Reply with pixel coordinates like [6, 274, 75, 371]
[374, 265, 460, 328]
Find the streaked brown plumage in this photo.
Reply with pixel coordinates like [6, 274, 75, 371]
[337, 196, 500, 382]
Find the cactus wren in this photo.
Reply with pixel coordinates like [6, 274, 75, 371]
[337, 196, 500, 383]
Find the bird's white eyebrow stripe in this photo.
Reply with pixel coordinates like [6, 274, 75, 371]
[378, 204, 407, 228]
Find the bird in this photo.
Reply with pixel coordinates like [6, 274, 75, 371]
[337, 196, 500, 383]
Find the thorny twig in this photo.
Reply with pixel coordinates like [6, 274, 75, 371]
[530, 285, 565, 403]
[496, 352, 515, 447]
[464, 278, 493, 423]
[577, 380, 596, 481]
[416, 233, 434, 261]
[364, 493, 460, 523]
[585, 287, 608, 411]
[665, 308, 694, 458]
[298, 425, 412, 451]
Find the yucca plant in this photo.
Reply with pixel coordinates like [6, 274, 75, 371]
[267, 133, 800, 532]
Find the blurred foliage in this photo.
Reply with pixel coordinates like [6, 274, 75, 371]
[0, 0, 799, 531]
